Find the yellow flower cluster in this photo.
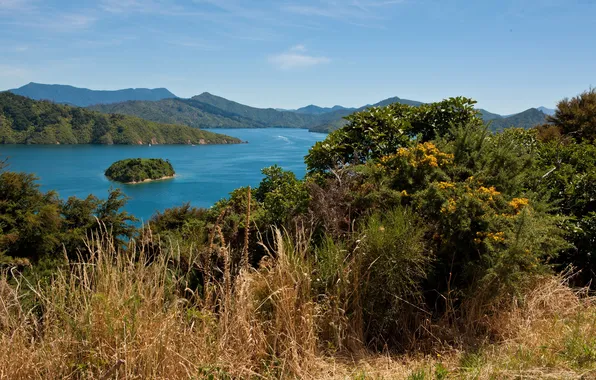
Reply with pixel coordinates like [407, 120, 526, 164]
[509, 197, 529, 211]
[437, 181, 455, 190]
[474, 231, 505, 244]
[441, 198, 457, 214]
[478, 186, 500, 197]
[380, 142, 454, 168]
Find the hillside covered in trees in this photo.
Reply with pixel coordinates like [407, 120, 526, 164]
[0, 92, 241, 145]
[0, 90, 594, 378]
[89, 90, 548, 133]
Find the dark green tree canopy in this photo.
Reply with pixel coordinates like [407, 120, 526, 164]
[105, 158, 175, 184]
[547, 88, 596, 142]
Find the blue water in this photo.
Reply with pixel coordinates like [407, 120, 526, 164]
[0, 128, 326, 223]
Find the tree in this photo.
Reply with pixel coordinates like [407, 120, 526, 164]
[0, 163, 136, 265]
[548, 88, 596, 142]
[256, 165, 309, 225]
[305, 97, 482, 173]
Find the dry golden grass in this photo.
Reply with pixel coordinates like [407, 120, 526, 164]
[1, 230, 595, 379]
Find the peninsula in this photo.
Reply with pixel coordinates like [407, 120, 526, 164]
[105, 158, 175, 184]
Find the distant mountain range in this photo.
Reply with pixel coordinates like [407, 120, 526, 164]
[537, 106, 556, 116]
[9, 82, 176, 107]
[6, 83, 551, 133]
[293, 105, 353, 115]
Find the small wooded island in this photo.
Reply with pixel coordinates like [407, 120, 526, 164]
[105, 158, 175, 184]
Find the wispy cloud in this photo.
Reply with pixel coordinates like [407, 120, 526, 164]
[0, 0, 97, 32]
[100, 0, 210, 17]
[283, 0, 405, 26]
[0, 64, 30, 78]
[0, 0, 35, 12]
[269, 45, 330, 70]
[1, 11, 97, 31]
[166, 38, 220, 50]
[289, 44, 306, 52]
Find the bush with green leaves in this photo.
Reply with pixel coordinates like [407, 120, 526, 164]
[358, 207, 430, 347]
[255, 165, 309, 226]
[547, 88, 596, 142]
[305, 97, 482, 173]
[0, 164, 136, 266]
[536, 140, 596, 284]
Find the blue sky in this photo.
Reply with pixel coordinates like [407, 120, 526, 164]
[0, 0, 594, 114]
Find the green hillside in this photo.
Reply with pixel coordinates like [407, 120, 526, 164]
[89, 98, 267, 129]
[86, 91, 548, 133]
[88, 92, 427, 132]
[478, 108, 503, 121]
[0, 92, 241, 145]
[191, 92, 319, 128]
[488, 108, 548, 131]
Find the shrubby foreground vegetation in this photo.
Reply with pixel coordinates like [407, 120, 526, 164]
[1, 90, 595, 379]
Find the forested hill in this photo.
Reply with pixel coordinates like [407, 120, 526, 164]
[191, 92, 320, 128]
[487, 108, 549, 131]
[89, 93, 427, 130]
[10, 83, 176, 107]
[0, 92, 241, 145]
[89, 98, 269, 129]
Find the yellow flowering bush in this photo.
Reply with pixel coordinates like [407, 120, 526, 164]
[509, 197, 529, 212]
[381, 142, 454, 169]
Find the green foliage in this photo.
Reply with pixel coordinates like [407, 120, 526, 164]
[548, 88, 596, 142]
[0, 168, 136, 265]
[105, 158, 175, 183]
[0, 92, 241, 145]
[0, 171, 61, 263]
[407, 369, 428, 380]
[537, 140, 596, 284]
[149, 203, 208, 239]
[305, 97, 482, 173]
[434, 363, 449, 380]
[561, 311, 596, 369]
[358, 208, 430, 345]
[255, 165, 309, 225]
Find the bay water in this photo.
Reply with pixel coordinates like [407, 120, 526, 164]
[0, 128, 326, 223]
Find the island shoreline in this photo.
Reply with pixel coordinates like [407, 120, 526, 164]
[123, 174, 176, 185]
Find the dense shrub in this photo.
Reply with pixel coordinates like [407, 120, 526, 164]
[305, 97, 482, 173]
[0, 165, 135, 266]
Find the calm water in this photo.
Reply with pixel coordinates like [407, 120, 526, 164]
[0, 128, 326, 223]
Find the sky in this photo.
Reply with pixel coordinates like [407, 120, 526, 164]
[0, 0, 594, 114]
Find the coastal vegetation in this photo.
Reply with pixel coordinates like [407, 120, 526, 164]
[0, 92, 241, 145]
[105, 158, 175, 184]
[0, 90, 594, 378]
